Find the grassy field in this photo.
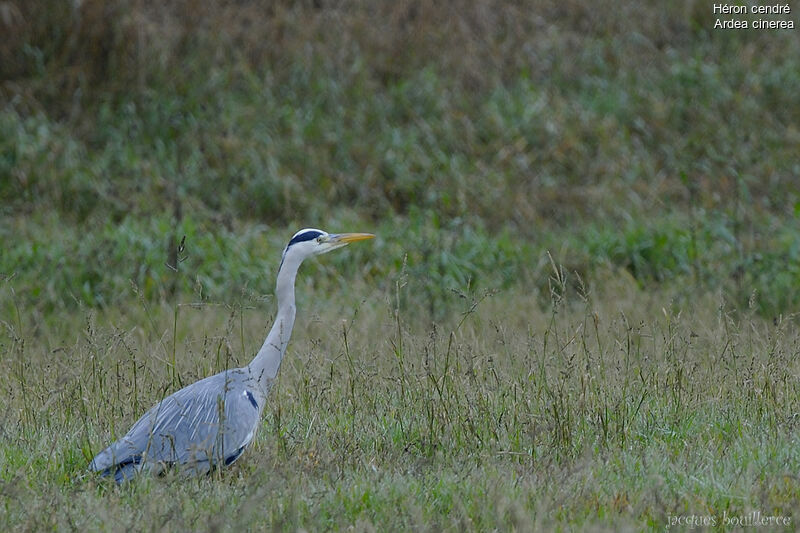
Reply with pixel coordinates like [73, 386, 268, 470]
[2, 0, 800, 530]
[3, 277, 800, 530]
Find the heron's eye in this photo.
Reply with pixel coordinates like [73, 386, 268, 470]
[316, 236, 323, 243]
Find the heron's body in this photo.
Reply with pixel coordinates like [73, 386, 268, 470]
[89, 229, 373, 482]
[90, 368, 266, 482]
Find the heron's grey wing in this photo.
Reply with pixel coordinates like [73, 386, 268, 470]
[142, 369, 264, 473]
[90, 368, 264, 481]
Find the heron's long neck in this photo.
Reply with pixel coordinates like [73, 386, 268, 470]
[248, 256, 300, 389]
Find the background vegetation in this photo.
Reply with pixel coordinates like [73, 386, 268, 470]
[1, 0, 799, 530]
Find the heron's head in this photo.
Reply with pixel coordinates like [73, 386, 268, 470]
[280, 228, 374, 271]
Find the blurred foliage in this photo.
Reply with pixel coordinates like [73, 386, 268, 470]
[1, 0, 800, 318]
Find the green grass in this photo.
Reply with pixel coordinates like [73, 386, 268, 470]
[2, 274, 799, 530]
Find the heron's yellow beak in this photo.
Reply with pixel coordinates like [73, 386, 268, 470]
[331, 233, 375, 244]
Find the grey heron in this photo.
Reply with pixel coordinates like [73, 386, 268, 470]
[89, 228, 374, 483]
